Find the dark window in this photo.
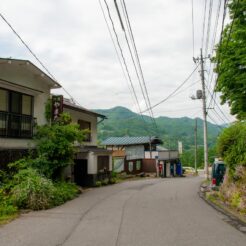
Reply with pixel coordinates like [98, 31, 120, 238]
[10, 92, 21, 114]
[78, 120, 91, 142]
[0, 88, 34, 138]
[97, 156, 109, 172]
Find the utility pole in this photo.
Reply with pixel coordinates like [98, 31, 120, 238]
[200, 48, 209, 180]
[194, 118, 197, 174]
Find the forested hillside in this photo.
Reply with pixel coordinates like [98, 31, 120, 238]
[95, 106, 222, 150]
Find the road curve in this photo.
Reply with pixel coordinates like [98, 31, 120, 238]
[0, 177, 245, 246]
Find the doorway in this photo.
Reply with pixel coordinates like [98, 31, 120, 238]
[74, 159, 88, 186]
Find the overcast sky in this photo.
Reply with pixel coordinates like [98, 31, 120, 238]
[0, 0, 235, 124]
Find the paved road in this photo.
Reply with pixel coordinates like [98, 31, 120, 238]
[0, 177, 245, 246]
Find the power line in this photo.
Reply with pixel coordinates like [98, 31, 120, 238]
[119, 0, 157, 129]
[102, 0, 152, 134]
[141, 64, 199, 114]
[191, 0, 195, 57]
[114, 0, 156, 129]
[207, 0, 228, 111]
[98, 0, 137, 111]
[0, 12, 80, 105]
[204, 0, 213, 57]
[207, 113, 224, 130]
[201, 0, 208, 50]
[204, 78, 231, 123]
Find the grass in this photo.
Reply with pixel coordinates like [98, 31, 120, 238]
[0, 213, 19, 226]
[206, 191, 246, 223]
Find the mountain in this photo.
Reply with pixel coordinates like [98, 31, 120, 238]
[95, 106, 222, 150]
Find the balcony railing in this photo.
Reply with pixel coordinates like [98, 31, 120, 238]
[0, 111, 36, 138]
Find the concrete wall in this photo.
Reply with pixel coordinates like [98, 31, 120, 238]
[0, 62, 54, 149]
[79, 151, 112, 175]
[0, 63, 53, 126]
[64, 108, 98, 146]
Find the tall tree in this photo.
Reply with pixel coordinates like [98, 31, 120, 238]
[213, 0, 246, 120]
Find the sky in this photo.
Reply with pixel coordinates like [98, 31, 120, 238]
[0, 0, 235, 124]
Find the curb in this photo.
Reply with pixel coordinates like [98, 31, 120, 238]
[199, 190, 246, 235]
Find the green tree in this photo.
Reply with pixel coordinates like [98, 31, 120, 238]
[217, 122, 246, 176]
[213, 0, 246, 120]
[33, 113, 85, 179]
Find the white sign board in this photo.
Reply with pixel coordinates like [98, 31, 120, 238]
[126, 145, 144, 160]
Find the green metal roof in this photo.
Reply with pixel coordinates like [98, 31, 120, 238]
[102, 136, 162, 146]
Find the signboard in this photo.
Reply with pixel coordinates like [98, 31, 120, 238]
[52, 95, 63, 121]
[125, 145, 144, 160]
[178, 141, 183, 154]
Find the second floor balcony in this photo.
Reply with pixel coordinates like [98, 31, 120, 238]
[0, 111, 36, 139]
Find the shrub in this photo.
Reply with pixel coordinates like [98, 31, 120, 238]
[95, 181, 102, 187]
[0, 189, 17, 217]
[52, 182, 79, 206]
[11, 168, 55, 210]
[101, 179, 109, 186]
[217, 122, 246, 176]
[109, 178, 117, 184]
[111, 171, 118, 178]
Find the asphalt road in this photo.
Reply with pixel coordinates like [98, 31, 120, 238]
[0, 177, 245, 246]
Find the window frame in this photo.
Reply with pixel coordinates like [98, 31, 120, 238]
[77, 119, 91, 142]
[0, 87, 34, 138]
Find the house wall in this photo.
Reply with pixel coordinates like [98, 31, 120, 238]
[142, 159, 156, 172]
[144, 151, 158, 159]
[64, 108, 98, 146]
[112, 150, 125, 157]
[0, 64, 53, 150]
[125, 145, 144, 160]
[0, 63, 52, 126]
[85, 152, 112, 175]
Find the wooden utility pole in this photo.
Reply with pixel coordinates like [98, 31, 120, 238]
[194, 118, 197, 174]
[200, 48, 209, 179]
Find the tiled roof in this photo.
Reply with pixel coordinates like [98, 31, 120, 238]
[63, 98, 106, 119]
[102, 136, 163, 146]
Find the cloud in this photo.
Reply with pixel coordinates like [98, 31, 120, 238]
[0, 0, 234, 124]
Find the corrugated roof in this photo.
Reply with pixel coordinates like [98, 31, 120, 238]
[102, 136, 162, 146]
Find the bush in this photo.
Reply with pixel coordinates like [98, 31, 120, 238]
[109, 178, 117, 184]
[217, 122, 246, 176]
[52, 182, 79, 206]
[95, 181, 102, 187]
[0, 189, 17, 217]
[101, 179, 109, 186]
[11, 168, 55, 210]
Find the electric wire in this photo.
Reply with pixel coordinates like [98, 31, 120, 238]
[205, 0, 213, 57]
[120, 0, 157, 129]
[201, 0, 208, 50]
[141, 64, 199, 114]
[204, 78, 231, 123]
[113, 0, 155, 128]
[102, 0, 151, 134]
[98, 0, 137, 111]
[0, 12, 80, 105]
[191, 0, 195, 57]
[207, 0, 228, 111]
[207, 113, 224, 130]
